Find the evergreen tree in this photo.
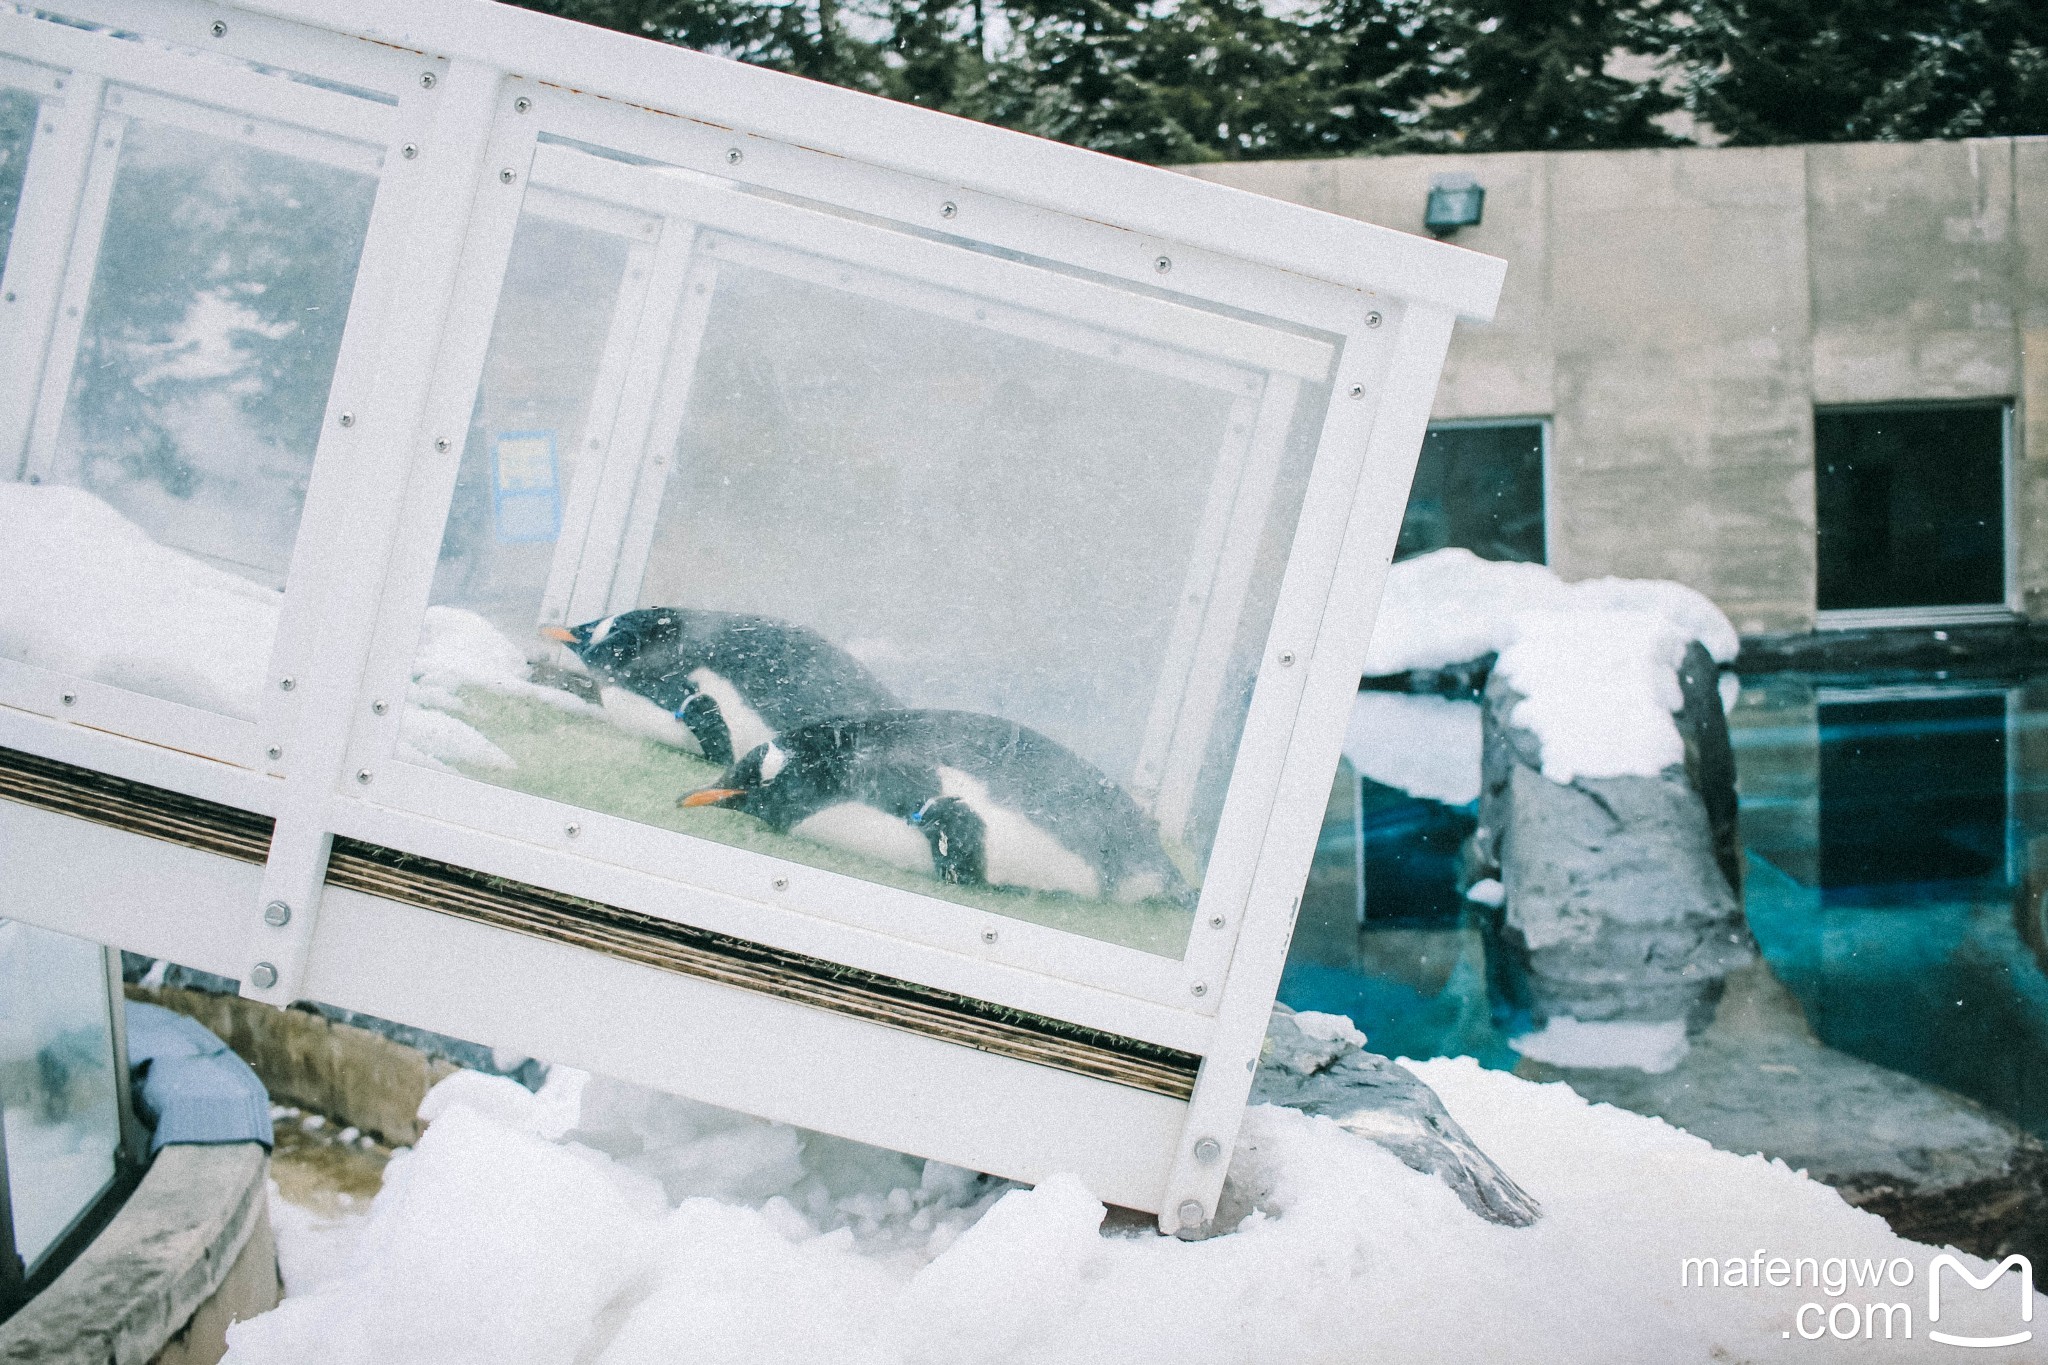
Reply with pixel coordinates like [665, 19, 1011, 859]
[1663, 0, 2048, 143]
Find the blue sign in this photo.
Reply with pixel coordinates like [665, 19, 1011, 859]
[492, 430, 562, 543]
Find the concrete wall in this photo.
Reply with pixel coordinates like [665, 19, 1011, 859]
[1185, 138, 2048, 634]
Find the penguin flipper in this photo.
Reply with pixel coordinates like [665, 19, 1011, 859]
[676, 691, 734, 766]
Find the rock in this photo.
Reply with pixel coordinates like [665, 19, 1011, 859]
[1247, 1007, 1542, 1228]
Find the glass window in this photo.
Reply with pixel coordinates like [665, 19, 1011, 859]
[0, 920, 121, 1273]
[3, 97, 379, 719]
[0, 85, 39, 268]
[403, 146, 1334, 958]
[1396, 421, 1545, 564]
[1815, 403, 2008, 612]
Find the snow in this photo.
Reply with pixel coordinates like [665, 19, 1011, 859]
[1509, 1017, 1692, 1075]
[236, 1058, 2042, 1365]
[1464, 877, 1505, 907]
[0, 482, 281, 719]
[1491, 608, 1691, 783]
[1343, 691, 1483, 805]
[399, 604, 597, 772]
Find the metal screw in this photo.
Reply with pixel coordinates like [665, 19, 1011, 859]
[337, 411, 354, 428]
[1193, 1137, 1221, 1164]
[1366, 310, 1383, 328]
[434, 437, 450, 453]
[266, 745, 283, 760]
[1278, 650, 1296, 666]
[279, 676, 296, 691]
[513, 96, 532, 113]
[249, 962, 278, 989]
[371, 699, 388, 715]
[1347, 384, 1365, 400]
[1154, 255, 1172, 274]
[772, 875, 789, 891]
[59, 691, 75, 706]
[981, 928, 998, 944]
[1177, 1200, 1205, 1229]
[940, 201, 957, 219]
[565, 822, 580, 838]
[725, 147, 742, 165]
[1208, 914, 1226, 930]
[1191, 981, 1208, 997]
[355, 769, 372, 785]
[209, 19, 226, 36]
[263, 900, 292, 927]
[401, 143, 418, 160]
[499, 168, 516, 184]
[419, 71, 437, 89]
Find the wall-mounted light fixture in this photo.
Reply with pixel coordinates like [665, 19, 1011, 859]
[1424, 173, 1485, 238]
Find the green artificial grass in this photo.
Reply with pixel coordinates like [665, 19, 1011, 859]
[438, 688, 1196, 957]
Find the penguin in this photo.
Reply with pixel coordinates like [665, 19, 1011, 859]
[681, 709, 1191, 905]
[542, 609, 898, 765]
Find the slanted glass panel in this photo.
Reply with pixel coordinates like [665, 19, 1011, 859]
[0, 920, 120, 1272]
[1396, 421, 1545, 564]
[0, 85, 38, 267]
[1, 97, 378, 720]
[405, 152, 1334, 958]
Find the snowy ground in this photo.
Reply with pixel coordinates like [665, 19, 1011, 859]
[233, 1062, 2045, 1365]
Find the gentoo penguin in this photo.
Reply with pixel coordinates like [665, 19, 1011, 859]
[542, 608, 897, 765]
[681, 709, 1191, 905]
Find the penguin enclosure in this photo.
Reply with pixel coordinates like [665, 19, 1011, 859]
[0, 0, 1501, 1229]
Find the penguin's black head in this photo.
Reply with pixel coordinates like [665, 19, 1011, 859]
[678, 739, 821, 829]
[540, 609, 677, 678]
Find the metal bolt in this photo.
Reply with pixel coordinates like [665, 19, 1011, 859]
[209, 19, 226, 36]
[1154, 255, 1172, 274]
[266, 745, 283, 760]
[1177, 1200, 1205, 1229]
[1193, 1137, 1221, 1164]
[1347, 383, 1365, 400]
[279, 676, 295, 691]
[1191, 981, 1208, 997]
[249, 962, 279, 989]
[1278, 650, 1296, 666]
[371, 699, 389, 715]
[355, 768, 372, 785]
[263, 900, 292, 927]
[434, 436, 450, 453]
[940, 201, 957, 219]
[772, 875, 789, 891]
[401, 143, 419, 160]
[513, 96, 532, 113]
[337, 411, 354, 428]
[419, 71, 437, 89]
[981, 928, 998, 944]
[59, 691, 75, 706]
[1208, 914, 1226, 930]
[725, 147, 742, 165]
[499, 168, 516, 184]
[1366, 310, 1383, 328]
[565, 822, 580, 838]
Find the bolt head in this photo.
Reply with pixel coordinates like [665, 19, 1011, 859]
[59, 691, 75, 706]
[772, 875, 789, 891]
[981, 928, 998, 944]
[1278, 650, 1295, 666]
[1190, 981, 1208, 997]
[209, 19, 226, 36]
[1177, 1200, 1205, 1229]
[725, 147, 743, 165]
[419, 71, 437, 88]
[337, 411, 354, 427]
[401, 143, 419, 160]
[1366, 310, 1383, 328]
[513, 96, 532, 113]
[434, 436, 451, 452]
[266, 745, 283, 760]
[263, 900, 292, 927]
[249, 962, 278, 989]
[499, 168, 516, 184]
[1347, 383, 1365, 400]
[940, 201, 958, 219]
[371, 700, 388, 716]
[279, 676, 295, 691]
[1193, 1137, 1221, 1164]
[1154, 255, 1172, 274]
[565, 822, 581, 838]
[355, 769, 372, 785]
[1208, 914, 1226, 929]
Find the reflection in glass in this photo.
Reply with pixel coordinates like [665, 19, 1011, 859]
[406, 164, 1332, 957]
[1396, 422, 1545, 564]
[0, 111, 377, 721]
[0, 86, 39, 268]
[0, 920, 120, 1271]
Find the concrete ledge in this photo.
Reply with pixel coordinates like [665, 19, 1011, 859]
[0, 1145, 278, 1365]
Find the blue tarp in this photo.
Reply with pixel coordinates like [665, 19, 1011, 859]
[124, 1001, 271, 1152]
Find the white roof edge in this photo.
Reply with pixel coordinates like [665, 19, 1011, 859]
[231, 0, 1507, 322]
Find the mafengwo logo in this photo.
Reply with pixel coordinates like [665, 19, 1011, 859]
[1928, 1254, 2032, 1350]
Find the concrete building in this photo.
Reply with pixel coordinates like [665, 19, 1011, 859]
[1185, 138, 2047, 640]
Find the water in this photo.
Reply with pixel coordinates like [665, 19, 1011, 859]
[1280, 672, 2048, 1141]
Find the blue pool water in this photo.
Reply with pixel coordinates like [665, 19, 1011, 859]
[1279, 673, 2048, 1139]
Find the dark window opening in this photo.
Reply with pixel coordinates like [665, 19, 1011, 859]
[1397, 422, 1545, 564]
[1815, 403, 2007, 612]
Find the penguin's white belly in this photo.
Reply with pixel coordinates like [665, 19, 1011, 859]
[938, 766, 1101, 899]
[793, 803, 931, 873]
[688, 667, 774, 758]
[599, 686, 702, 753]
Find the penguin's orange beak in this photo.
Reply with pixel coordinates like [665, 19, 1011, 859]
[680, 788, 744, 808]
[539, 625, 579, 644]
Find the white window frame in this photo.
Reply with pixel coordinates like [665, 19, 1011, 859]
[0, 0, 1502, 1232]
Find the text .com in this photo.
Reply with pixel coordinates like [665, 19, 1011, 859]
[1678, 1251, 2033, 1346]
